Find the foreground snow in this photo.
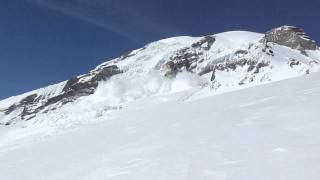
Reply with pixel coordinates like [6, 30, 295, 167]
[1, 72, 320, 180]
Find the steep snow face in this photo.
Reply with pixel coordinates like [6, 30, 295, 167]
[213, 31, 263, 49]
[1, 71, 320, 180]
[0, 26, 320, 125]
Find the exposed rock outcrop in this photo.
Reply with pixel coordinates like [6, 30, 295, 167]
[164, 36, 216, 77]
[164, 48, 202, 77]
[191, 36, 216, 50]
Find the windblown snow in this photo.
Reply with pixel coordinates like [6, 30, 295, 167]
[1, 27, 320, 180]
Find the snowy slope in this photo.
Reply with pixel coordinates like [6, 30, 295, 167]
[1, 25, 320, 179]
[1, 71, 320, 180]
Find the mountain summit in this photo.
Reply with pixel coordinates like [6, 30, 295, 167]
[0, 25, 319, 125]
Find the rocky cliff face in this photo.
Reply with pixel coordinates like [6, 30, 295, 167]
[1, 25, 320, 125]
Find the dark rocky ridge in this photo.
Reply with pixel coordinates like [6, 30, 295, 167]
[263, 26, 317, 54]
[3, 65, 122, 123]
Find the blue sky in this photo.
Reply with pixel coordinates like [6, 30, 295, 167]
[1, 0, 320, 100]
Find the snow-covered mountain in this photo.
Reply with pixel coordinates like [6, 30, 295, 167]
[1, 25, 320, 180]
[1, 25, 319, 126]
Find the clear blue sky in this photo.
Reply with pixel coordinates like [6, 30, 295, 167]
[1, 0, 319, 100]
